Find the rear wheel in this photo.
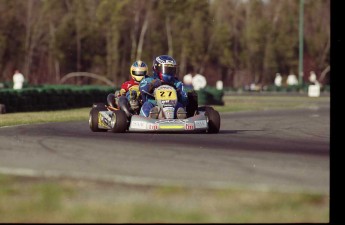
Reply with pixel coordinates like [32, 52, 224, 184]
[110, 110, 128, 133]
[89, 107, 107, 132]
[205, 106, 220, 133]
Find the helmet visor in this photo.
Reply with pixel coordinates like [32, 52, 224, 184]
[131, 70, 147, 76]
[158, 64, 176, 76]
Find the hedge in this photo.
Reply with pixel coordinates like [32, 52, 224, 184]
[0, 84, 225, 113]
[196, 87, 224, 106]
[0, 85, 116, 113]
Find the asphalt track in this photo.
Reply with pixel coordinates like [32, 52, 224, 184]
[0, 102, 329, 194]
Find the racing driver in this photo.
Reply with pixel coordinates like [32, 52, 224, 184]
[139, 55, 188, 119]
[107, 60, 148, 113]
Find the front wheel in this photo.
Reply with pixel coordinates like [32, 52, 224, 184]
[89, 107, 107, 132]
[110, 110, 128, 133]
[205, 107, 220, 133]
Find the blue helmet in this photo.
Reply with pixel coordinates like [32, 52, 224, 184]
[153, 55, 177, 84]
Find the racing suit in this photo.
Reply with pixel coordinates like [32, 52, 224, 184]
[118, 78, 141, 111]
[139, 73, 189, 117]
[106, 78, 141, 112]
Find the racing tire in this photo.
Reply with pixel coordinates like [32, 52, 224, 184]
[205, 106, 220, 133]
[89, 107, 107, 132]
[110, 110, 128, 133]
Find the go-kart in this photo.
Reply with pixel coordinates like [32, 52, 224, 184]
[89, 84, 221, 133]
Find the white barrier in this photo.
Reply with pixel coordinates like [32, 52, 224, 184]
[308, 84, 320, 97]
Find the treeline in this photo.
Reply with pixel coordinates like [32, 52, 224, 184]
[0, 0, 330, 88]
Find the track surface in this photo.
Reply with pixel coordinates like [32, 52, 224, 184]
[0, 103, 329, 194]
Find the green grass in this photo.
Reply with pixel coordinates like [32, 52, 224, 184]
[0, 107, 90, 127]
[213, 95, 329, 112]
[0, 175, 329, 223]
[0, 95, 330, 222]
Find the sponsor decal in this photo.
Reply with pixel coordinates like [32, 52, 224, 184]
[102, 117, 110, 126]
[147, 124, 159, 130]
[185, 123, 195, 130]
[156, 57, 166, 64]
[161, 100, 176, 105]
[131, 120, 147, 129]
[195, 120, 207, 128]
[155, 57, 174, 64]
[156, 85, 174, 90]
[98, 112, 112, 129]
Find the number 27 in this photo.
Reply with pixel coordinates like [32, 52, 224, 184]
[160, 91, 172, 97]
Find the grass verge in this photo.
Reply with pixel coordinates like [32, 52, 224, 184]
[0, 175, 329, 223]
[0, 107, 90, 127]
[213, 95, 329, 112]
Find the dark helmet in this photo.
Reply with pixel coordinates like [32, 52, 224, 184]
[152, 55, 177, 84]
